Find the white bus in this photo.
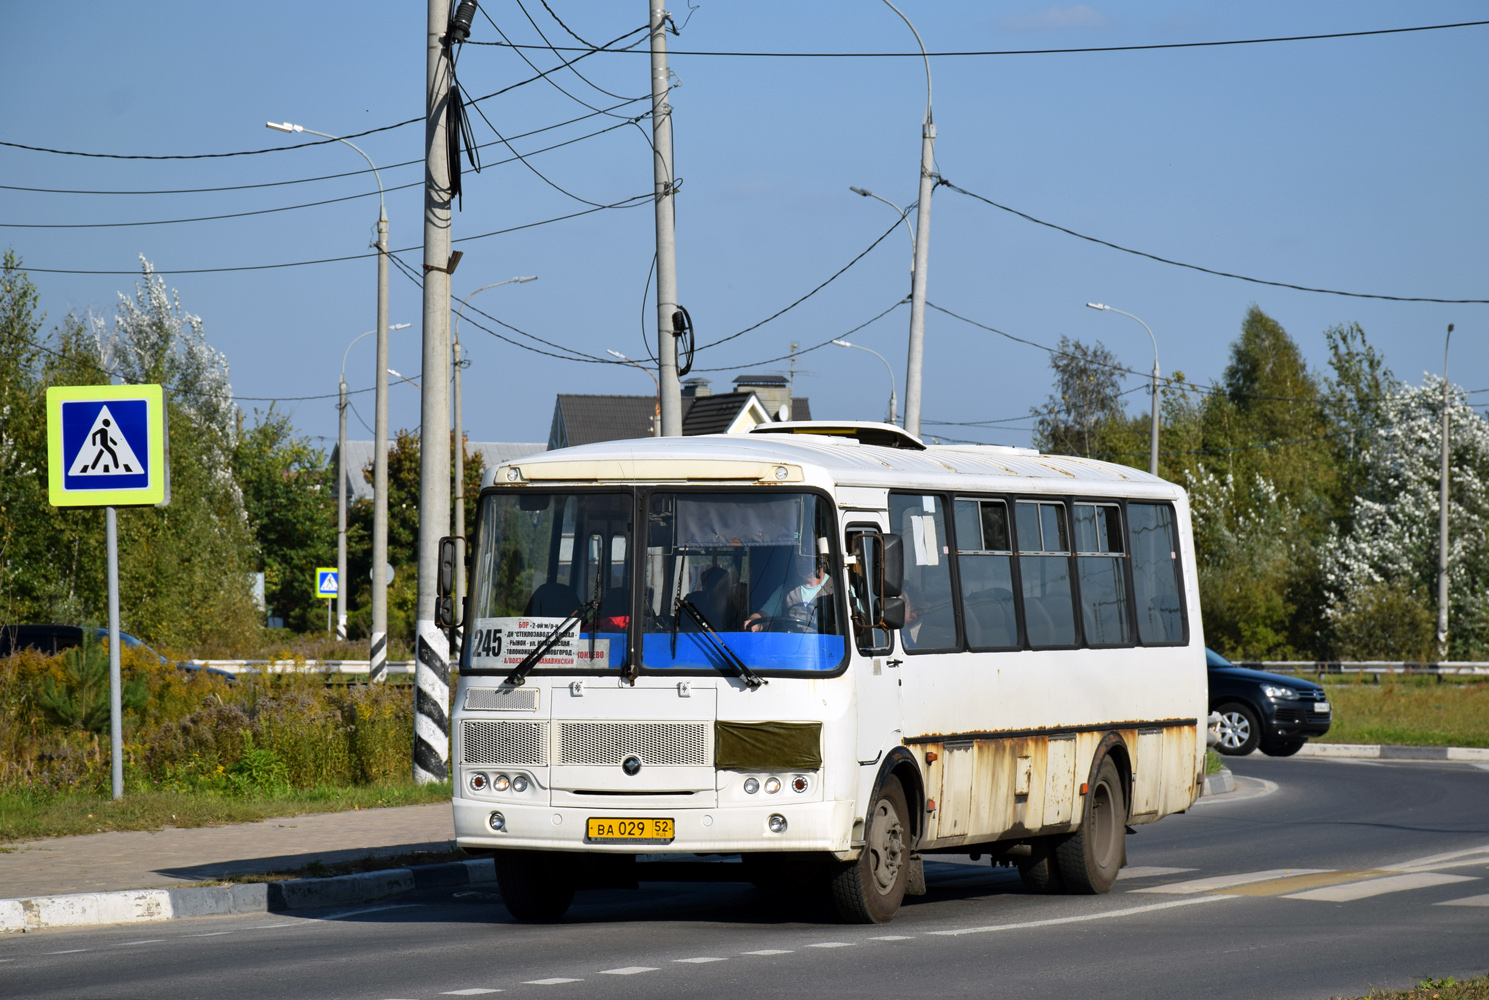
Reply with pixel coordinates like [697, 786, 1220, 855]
[442, 422, 1206, 923]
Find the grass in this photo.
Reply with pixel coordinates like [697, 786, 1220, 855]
[1336, 975, 1489, 1000]
[1314, 677, 1489, 748]
[0, 779, 451, 844]
[1205, 748, 1226, 775]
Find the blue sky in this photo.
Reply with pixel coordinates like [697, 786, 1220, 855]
[2, 2, 1485, 452]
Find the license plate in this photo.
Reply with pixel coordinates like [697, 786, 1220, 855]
[586, 817, 675, 843]
[1314, 701, 1331, 714]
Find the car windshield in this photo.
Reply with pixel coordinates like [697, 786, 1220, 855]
[640, 491, 845, 673]
[466, 491, 633, 674]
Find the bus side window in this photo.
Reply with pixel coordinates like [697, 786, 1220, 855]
[954, 498, 1018, 650]
[1015, 500, 1078, 648]
[1073, 502, 1131, 646]
[888, 494, 958, 652]
[1129, 502, 1185, 644]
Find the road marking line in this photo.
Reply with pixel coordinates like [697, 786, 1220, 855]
[45, 949, 89, 954]
[742, 949, 794, 955]
[601, 967, 659, 975]
[523, 979, 582, 985]
[184, 931, 233, 938]
[675, 957, 726, 964]
[868, 935, 915, 941]
[1437, 893, 1489, 907]
[1133, 869, 1329, 894]
[1217, 871, 1391, 896]
[805, 942, 854, 948]
[1284, 872, 1476, 902]
[114, 939, 165, 946]
[1383, 842, 1489, 871]
[319, 903, 422, 921]
[1117, 867, 1196, 880]
[929, 894, 1235, 936]
[442, 989, 504, 994]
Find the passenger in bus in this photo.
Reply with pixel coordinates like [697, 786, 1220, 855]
[684, 565, 736, 631]
[745, 555, 834, 631]
[899, 583, 955, 649]
[526, 580, 581, 617]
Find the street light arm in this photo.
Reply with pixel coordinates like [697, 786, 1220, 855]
[850, 186, 917, 262]
[266, 122, 386, 220]
[879, 0, 932, 123]
[341, 323, 411, 383]
[832, 339, 899, 426]
[454, 276, 538, 348]
[1087, 302, 1158, 376]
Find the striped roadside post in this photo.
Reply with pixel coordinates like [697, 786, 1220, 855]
[414, 623, 450, 783]
[369, 630, 388, 683]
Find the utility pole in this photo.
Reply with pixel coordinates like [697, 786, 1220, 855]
[414, 0, 454, 785]
[1439, 323, 1455, 661]
[883, 0, 935, 438]
[336, 378, 348, 641]
[649, 0, 683, 436]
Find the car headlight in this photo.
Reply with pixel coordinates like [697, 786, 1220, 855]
[1261, 684, 1298, 699]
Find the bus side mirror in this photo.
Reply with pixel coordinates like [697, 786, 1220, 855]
[436, 536, 463, 629]
[882, 533, 904, 597]
[880, 596, 906, 630]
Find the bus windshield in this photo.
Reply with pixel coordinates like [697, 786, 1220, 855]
[641, 491, 845, 673]
[464, 489, 846, 677]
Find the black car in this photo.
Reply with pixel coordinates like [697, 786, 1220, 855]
[1207, 647, 1331, 757]
[0, 624, 234, 681]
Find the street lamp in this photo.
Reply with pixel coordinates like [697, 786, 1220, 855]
[268, 119, 394, 681]
[1087, 302, 1161, 477]
[339, 323, 410, 641]
[848, 186, 916, 277]
[832, 339, 898, 426]
[452, 276, 537, 621]
[607, 350, 661, 437]
[1439, 322, 1456, 661]
[880, 0, 936, 438]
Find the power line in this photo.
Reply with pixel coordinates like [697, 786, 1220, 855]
[693, 298, 908, 373]
[474, 19, 1489, 58]
[0, 101, 651, 196]
[0, 119, 645, 230]
[940, 179, 1489, 305]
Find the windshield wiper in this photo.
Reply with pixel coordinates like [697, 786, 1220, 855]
[676, 598, 767, 689]
[504, 600, 599, 687]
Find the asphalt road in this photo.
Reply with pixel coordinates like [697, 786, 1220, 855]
[5, 756, 1488, 1000]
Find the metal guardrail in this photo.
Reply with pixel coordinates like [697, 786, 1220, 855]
[185, 660, 417, 676]
[1240, 660, 1489, 678]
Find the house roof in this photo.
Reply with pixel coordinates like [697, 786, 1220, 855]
[548, 392, 812, 449]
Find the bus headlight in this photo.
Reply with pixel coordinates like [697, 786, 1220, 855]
[768, 814, 788, 833]
[468, 772, 489, 793]
[791, 775, 809, 793]
[511, 774, 529, 793]
[743, 777, 760, 794]
[492, 773, 511, 792]
[489, 811, 506, 832]
[764, 776, 782, 794]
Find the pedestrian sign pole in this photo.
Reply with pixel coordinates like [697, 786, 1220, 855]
[316, 568, 339, 636]
[47, 384, 169, 800]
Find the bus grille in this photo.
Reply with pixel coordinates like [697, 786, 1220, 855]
[464, 687, 540, 712]
[462, 720, 548, 766]
[557, 722, 710, 767]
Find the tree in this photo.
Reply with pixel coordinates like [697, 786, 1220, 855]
[234, 408, 337, 632]
[1031, 337, 1128, 457]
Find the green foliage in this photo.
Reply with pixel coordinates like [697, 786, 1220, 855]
[1031, 336, 1127, 457]
[1331, 581, 1436, 662]
[234, 408, 337, 632]
[35, 634, 146, 733]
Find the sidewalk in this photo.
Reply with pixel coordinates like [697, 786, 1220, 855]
[0, 802, 454, 899]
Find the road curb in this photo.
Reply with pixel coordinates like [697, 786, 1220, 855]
[0, 858, 495, 934]
[1299, 743, 1489, 762]
[1201, 767, 1235, 796]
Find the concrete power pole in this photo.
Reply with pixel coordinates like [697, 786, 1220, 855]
[336, 378, 348, 641]
[414, 0, 454, 784]
[649, 0, 683, 436]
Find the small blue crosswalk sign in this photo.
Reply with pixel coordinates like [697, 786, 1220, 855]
[316, 568, 339, 599]
[47, 384, 168, 507]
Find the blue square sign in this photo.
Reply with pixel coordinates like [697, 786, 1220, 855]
[61, 398, 151, 491]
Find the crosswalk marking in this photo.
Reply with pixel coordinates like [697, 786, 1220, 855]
[805, 942, 854, 948]
[441, 990, 503, 995]
[1437, 893, 1489, 907]
[523, 979, 582, 986]
[675, 957, 726, 964]
[1218, 870, 1390, 897]
[1116, 866, 1197, 880]
[600, 967, 658, 975]
[1284, 872, 1476, 902]
[1133, 869, 1329, 894]
[742, 949, 794, 955]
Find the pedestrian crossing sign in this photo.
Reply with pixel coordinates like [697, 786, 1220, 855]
[316, 568, 339, 599]
[47, 384, 169, 507]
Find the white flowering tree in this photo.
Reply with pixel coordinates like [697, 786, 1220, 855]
[1321, 376, 1489, 659]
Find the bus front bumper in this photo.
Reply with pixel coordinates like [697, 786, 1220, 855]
[453, 795, 858, 856]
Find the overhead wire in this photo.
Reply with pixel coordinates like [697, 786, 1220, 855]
[940, 179, 1489, 305]
[512, 0, 639, 102]
[474, 19, 1489, 58]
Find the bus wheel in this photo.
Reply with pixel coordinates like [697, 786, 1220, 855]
[1056, 757, 1126, 894]
[831, 776, 909, 923]
[493, 850, 576, 922]
[1016, 838, 1064, 894]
